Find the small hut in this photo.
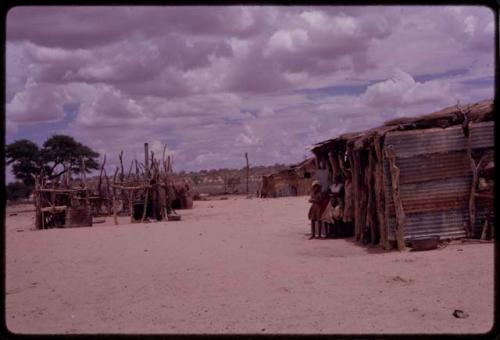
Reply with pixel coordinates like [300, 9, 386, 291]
[33, 177, 93, 229]
[260, 157, 316, 197]
[311, 99, 494, 250]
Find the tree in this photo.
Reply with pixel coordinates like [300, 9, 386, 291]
[5, 140, 44, 187]
[41, 135, 99, 176]
[6, 135, 100, 186]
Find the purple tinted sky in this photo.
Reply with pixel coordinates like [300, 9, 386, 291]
[5, 6, 495, 181]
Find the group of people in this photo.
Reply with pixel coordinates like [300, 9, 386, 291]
[307, 172, 352, 239]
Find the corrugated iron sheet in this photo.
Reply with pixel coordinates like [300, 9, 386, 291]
[385, 176, 471, 214]
[384, 121, 494, 158]
[391, 151, 471, 184]
[384, 121, 494, 241]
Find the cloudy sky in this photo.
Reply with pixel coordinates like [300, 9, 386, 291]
[5, 6, 495, 181]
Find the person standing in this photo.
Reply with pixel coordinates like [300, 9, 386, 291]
[308, 181, 325, 239]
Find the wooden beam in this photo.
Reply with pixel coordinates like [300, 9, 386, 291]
[40, 205, 67, 212]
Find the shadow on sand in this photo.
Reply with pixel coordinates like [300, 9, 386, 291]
[342, 237, 388, 255]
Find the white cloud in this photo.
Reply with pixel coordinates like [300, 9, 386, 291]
[7, 84, 71, 123]
[5, 6, 494, 176]
[360, 68, 454, 112]
[263, 29, 309, 56]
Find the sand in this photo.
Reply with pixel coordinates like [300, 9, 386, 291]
[5, 196, 494, 334]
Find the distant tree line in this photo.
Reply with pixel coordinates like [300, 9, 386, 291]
[186, 163, 289, 189]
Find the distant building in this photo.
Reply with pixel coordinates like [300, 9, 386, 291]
[260, 157, 317, 197]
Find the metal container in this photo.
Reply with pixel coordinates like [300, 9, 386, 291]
[167, 214, 181, 221]
[410, 236, 440, 251]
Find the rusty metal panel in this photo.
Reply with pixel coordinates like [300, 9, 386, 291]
[383, 120, 494, 241]
[388, 209, 468, 240]
[384, 121, 494, 158]
[385, 176, 471, 214]
[394, 151, 471, 184]
[387, 206, 491, 240]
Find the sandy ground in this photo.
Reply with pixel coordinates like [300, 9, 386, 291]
[5, 196, 494, 335]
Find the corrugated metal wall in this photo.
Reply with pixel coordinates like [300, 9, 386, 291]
[383, 121, 494, 241]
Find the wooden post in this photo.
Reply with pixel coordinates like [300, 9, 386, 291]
[103, 168, 111, 215]
[468, 156, 478, 238]
[129, 190, 134, 223]
[98, 154, 106, 214]
[112, 168, 119, 225]
[144, 143, 149, 179]
[141, 188, 149, 223]
[366, 149, 376, 245]
[466, 122, 475, 238]
[245, 152, 249, 195]
[386, 147, 406, 251]
[119, 151, 125, 183]
[346, 147, 359, 241]
[480, 215, 490, 240]
[374, 135, 388, 249]
[33, 174, 42, 230]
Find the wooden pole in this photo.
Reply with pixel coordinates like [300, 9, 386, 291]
[386, 147, 406, 251]
[346, 147, 359, 241]
[162, 144, 168, 172]
[366, 150, 376, 245]
[374, 135, 388, 250]
[103, 168, 112, 215]
[466, 121, 476, 239]
[141, 188, 149, 223]
[98, 154, 106, 214]
[129, 190, 134, 223]
[245, 152, 249, 195]
[144, 143, 149, 179]
[112, 168, 119, 225]
[33, 174, 42, 230]
[119, 151, 125, 182]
